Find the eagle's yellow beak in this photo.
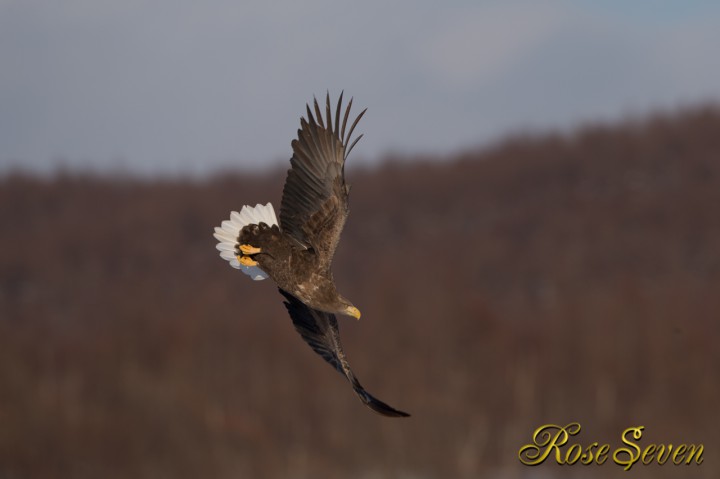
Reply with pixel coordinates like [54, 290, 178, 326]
[345, 305, 361, 320]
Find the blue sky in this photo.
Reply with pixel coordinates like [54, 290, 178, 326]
[2, 0, 719, 176]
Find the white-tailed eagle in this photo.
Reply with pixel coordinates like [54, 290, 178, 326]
[213, 93, 409, 417]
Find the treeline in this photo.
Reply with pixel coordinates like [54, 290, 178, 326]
[1, 106, 718, 478]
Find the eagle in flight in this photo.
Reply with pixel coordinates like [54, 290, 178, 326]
[213, 93, 409, 417]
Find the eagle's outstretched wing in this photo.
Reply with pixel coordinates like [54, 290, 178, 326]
[279, 92, 365, 269]
[279, 289, 410, 417]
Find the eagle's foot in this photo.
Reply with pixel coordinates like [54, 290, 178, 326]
[238, 255, 258, 267]
[239, 244, 262, 255]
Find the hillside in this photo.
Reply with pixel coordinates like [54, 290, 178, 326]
[1, 107, 719, 478]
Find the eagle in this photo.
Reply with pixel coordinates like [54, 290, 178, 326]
[213, 93, 409, 417]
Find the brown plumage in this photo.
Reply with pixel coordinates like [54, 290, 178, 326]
[213, 93, 409, 417]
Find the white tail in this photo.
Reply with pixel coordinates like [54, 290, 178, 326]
[213, 202, 278, 280]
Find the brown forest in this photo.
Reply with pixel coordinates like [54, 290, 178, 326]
[1, 107, 719, 478]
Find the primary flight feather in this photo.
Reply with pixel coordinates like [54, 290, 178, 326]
[213, 92, 409, 417]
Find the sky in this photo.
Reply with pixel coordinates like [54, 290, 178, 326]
[2, 0, 720, 176]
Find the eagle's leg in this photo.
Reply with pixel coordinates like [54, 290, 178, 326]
[238, 223, 280, 268]
[237, 226, 264, 265]
[239, 244, 262, 255]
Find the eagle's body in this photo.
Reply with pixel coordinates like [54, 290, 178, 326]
[239, 222, 349, 313]
[213, 93, 409, 417]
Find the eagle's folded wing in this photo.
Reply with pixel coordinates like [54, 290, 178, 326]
[279, 289, 410, 417]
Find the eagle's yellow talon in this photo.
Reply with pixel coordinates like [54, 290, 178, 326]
[239, 255, 258, 267]
[240, 244, 262, 255]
